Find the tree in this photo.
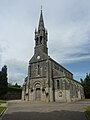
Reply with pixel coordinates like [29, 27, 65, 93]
[0, 65, 8, 97]
[8, 83, 21, 88]
[81, 73, 90, 98]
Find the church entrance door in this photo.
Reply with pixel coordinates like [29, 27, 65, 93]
[35, 88, 41, 101]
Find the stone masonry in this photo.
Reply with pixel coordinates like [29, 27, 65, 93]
[22, 9, 85, 102]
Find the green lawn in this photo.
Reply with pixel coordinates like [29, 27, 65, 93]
[0, 100, 7, 116]
[0, 100, 6, 103]
[85, 106, 90, 119]
[0, 106, 7, 115]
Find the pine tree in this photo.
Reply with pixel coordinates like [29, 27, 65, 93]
[0, 65, 8, 97]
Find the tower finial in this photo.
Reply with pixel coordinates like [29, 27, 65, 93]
[41, 5, 42, 11]
[38, 5, 45, 31]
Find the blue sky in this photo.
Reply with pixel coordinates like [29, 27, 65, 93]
[0, 0, 90, 85]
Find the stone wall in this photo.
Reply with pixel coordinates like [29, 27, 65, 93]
[0, 88, 22, 100]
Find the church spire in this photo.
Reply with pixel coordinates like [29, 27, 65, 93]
[34, 8, 48, 55]
[38, 6, 45, 32]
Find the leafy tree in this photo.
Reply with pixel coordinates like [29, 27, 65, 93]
[81, 73, 90, 98]
[80, 78, 84, 86]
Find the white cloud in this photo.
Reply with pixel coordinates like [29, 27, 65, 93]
[49, 15, 90, 64]
[0, 46, 3, 68]
[5, 59, 28, 85]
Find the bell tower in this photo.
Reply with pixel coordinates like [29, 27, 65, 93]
[34, 8, 48, 55]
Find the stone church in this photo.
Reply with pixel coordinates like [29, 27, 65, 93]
[22, 9, 84, 102]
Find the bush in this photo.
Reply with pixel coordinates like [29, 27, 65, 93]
[8, 86, 22, 92]
[86, 106, 90, 119]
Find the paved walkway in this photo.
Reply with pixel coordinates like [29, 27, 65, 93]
[1, 100, 90, 120]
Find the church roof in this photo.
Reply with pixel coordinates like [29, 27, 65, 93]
[49, 57, 73, 75]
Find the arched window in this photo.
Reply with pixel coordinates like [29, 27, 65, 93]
[38, 65, 40, 75]
[57, 80, 60, 89]
[40, 36, 42, 44]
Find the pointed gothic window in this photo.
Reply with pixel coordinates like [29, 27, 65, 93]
[38, 64, 40, 75]
[57, 80, 60, 89]
[40, 36, 42, 44]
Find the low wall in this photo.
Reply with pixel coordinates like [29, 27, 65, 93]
[0, 87, 22, 100]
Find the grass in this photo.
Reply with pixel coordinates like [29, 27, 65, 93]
[0, 106, 7, 116]
[85, 106, 90, 119]
[0, 100, 6, 103]
[0, 100, 7, 116]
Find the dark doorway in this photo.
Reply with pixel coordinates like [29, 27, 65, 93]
[35, 88, 41, 101]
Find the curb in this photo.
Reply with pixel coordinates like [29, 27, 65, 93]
[0, 107, 7, 117]
[0, 108, 7, 120]
[0, 107, 7, 120]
